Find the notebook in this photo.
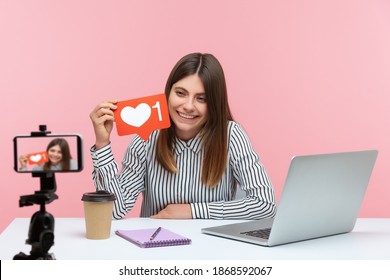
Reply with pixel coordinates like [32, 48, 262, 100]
[115, 227, 192, 248]
[202, 150, 378, 247]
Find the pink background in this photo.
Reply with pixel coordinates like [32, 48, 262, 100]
[1, 0, 389, 233]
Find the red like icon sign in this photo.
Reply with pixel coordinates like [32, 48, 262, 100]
[114, 93, 171, 140]
[27, 151, 49, 166]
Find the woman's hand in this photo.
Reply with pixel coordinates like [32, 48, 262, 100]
[151, 204, 192, 219]
[89, 100, 117, 150]
[18, 154, 28, 170]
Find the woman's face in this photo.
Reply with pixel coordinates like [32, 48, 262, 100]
[48, 144, 63, 165]
[168, 74, 208, 141]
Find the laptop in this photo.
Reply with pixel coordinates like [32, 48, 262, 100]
[202, 150, 378, 246]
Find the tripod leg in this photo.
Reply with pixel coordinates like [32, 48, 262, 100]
[40, 230, 54, 255]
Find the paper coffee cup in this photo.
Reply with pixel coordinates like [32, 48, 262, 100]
[81, 191, 116, 239]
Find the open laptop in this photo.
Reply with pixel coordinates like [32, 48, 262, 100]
[202, 150, 378, 246]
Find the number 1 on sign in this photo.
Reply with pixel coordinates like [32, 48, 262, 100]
[152, 101, 162, 121]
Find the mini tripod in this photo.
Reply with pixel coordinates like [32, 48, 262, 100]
[13, 125, 58, 260]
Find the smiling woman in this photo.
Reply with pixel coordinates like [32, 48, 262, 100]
[89, 52, 276, 221]
[38, 138, 77, 171]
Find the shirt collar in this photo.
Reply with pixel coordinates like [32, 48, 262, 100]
[175, 134, 203, 155]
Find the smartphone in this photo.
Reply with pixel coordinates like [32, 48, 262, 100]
[14, 133, 83, 173]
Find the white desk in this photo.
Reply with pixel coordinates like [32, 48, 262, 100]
[0, 218, 389, 260]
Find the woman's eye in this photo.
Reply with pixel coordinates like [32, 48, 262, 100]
[176, 91, 185, 96]
[197, 96, 206, 103]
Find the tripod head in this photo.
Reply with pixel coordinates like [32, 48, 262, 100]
[19, 172, 58, 206]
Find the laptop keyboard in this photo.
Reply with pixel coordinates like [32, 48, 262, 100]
[240, 228, 271, 239]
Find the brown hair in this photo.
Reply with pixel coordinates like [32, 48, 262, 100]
[156, 53, 233, 187]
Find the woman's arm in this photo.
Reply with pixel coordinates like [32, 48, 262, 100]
[90, 137, 146, 219]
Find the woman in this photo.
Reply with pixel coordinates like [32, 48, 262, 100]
[89, 53, 276, 219]
[19, 138, 77, 171]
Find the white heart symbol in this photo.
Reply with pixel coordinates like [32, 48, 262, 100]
[120, 103, 152, 127]
[30, 154, 42, 162]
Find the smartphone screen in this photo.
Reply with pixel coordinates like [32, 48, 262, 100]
[14, 134, 83, 173]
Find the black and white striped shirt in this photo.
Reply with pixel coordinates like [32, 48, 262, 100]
[90, 121, 276, 220]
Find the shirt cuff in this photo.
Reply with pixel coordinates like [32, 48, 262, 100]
[90, 143, 114, 168]
[190, 202, 210, 219]
[207, 201, 224, 219]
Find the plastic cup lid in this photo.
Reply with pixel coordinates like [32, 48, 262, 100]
[81, 190, 116, 202]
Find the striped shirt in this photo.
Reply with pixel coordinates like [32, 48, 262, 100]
[90, 121, 276, 220]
